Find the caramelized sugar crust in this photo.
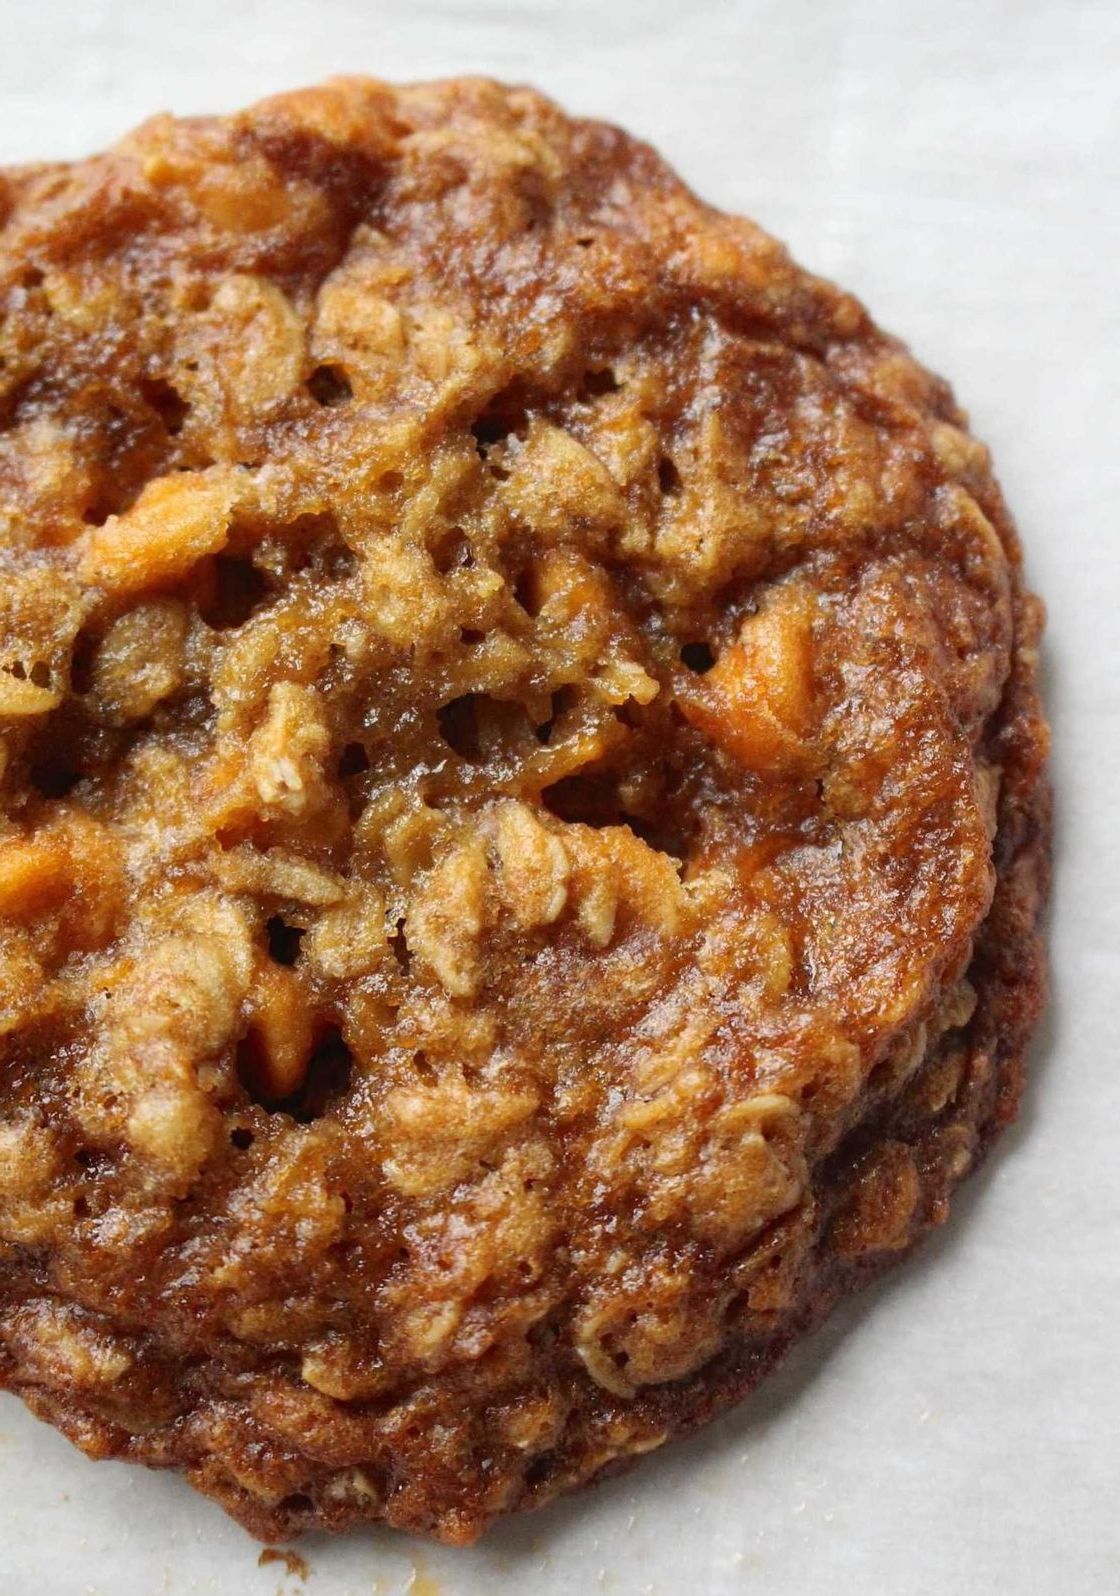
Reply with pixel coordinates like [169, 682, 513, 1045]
[0, 79, 1048, 1542]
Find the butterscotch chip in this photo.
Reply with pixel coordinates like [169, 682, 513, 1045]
[0, 78, 1049, 1544]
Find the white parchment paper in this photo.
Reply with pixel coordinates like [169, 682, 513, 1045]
[1, 3, 1116, 1592]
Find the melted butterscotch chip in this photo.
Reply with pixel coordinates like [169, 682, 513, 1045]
[0, 79, 1049, 1544]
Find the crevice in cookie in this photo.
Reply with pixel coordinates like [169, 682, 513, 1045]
[307, 363, 353, 407]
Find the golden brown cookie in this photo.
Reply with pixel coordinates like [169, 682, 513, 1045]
[0, 78, 1049, 1543]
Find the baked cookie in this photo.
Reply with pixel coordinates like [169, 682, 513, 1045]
[0, 79, 1049, 1543]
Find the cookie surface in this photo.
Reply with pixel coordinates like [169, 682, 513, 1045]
[0, 79, 1048, 1543]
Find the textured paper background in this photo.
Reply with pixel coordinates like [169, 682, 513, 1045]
[1, 3, 1117, 1592]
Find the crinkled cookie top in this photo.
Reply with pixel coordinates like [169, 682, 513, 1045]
[0, 78, 1046, 1543]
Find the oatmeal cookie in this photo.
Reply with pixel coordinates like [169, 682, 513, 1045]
[0, 79, 1049, 1543]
